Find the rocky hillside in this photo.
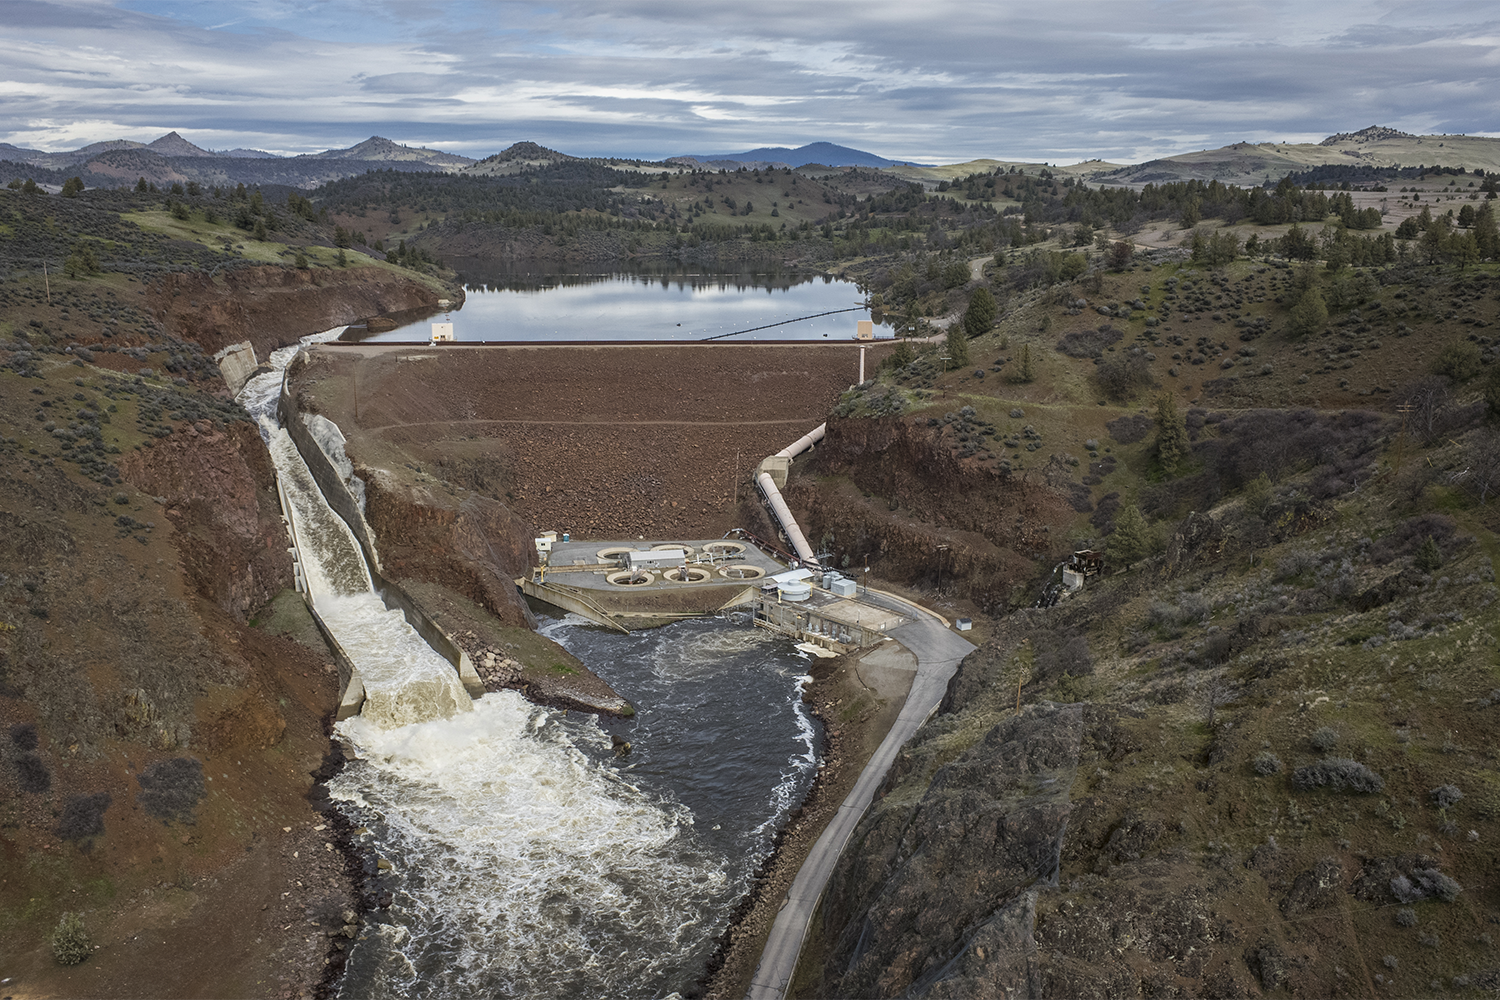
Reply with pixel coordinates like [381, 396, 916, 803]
[780, 250, 1500, 997]
[0, 345, 359, 997]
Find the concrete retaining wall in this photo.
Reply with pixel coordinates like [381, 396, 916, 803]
[214, 341, 260, 396]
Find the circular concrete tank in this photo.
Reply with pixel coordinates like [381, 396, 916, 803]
[702, 541, 747, 558]
[651, 542, 696, 558]
[596, 545, 638, 564]
[663, 567, 712, 583]
[718, 565, 765, 580]
[606, 570, 655, 587]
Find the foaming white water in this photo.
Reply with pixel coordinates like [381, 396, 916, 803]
[754, 671, 819, 842]
[322, 594, 470, 728]
[268, 427, 371, 599]
[330, 693, 727, 998]
[237, 326, 346, 430]
[244, 327, 470, 728]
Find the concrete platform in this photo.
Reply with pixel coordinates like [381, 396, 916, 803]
[521, 537, 788, 630]
[538, 538, 785, 593]
[520, 538, 912, 647]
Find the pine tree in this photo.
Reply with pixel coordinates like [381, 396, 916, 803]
[1155, 392, 1189, 475]
[1473, 202, 1499, 260]
[1484, 364, 1500, 420]
[1107, 504, 1151, 568]
[1287, 285, 1328, 338]
[962, 286, 996, 338]
[944, 324, 969, 369]
[1010, 343, 1034, 383]
[1415, 535, 1443, 572]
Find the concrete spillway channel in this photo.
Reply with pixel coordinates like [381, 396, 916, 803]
[237, 339, 483, 727]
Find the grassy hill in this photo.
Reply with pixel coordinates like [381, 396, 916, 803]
[1092, 129, 1500, 188]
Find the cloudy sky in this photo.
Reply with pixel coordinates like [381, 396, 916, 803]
[2, 0, 1498, 164]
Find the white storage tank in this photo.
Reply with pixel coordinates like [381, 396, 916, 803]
[777, 581, 812, 602]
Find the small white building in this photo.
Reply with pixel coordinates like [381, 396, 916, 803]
[625, 548, 687, 571]
[430, 322, 454, 343]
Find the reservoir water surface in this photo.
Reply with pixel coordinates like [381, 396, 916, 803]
[348, 262, 880, 342]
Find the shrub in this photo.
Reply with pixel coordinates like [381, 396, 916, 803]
[1391, 868, 1462, 903]
[15, 753, 50, 793]
[1395, 907, 1417, 927]
[135, 756, 205, 825]
[51, 912, 91, 965]
[1105, 413, 1152, 444]
[1030, 633, 1093, 685]
[1431, 784, 1463, 809]
[1252, 751, 1283, 776]
[1309, 727, 1339, 753]
[1370, 514, 1461, 566]
[1432, 341, 1482, 383]
[1056, 324, 1122, 358]
[1095, 351, 1156, 402]
[1291, 757, 1384, 793]
[56, 792, 112, 844]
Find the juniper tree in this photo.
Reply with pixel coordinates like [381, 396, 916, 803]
[1108, 504, 1151, 568]
[963, 286, 996, 338]
[944, 324, 969, 369]
[1154, 392, 1189, 475]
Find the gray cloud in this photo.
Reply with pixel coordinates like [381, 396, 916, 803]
[0, 0, 1496, 162]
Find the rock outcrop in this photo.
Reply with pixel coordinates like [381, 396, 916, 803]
[145, 264, 458, 357]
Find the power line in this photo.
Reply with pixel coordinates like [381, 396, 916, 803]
[696, 307, 864, 341]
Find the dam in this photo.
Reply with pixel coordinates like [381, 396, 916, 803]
[232, 330, 837, 997]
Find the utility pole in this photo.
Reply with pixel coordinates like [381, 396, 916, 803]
[1394, 403, 1414, 474]
[732, 450, 740, 506]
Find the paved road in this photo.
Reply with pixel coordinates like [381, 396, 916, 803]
[746, 593, 975, 999]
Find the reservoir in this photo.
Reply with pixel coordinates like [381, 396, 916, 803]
[346, 262, 879, 342]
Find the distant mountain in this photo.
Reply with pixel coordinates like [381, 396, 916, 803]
[0, 142, 46, 164]
[79, 148, 190, 186]
[147, 131, 215, 158]
[1319, 125, 1416, 146]
[306, 136, 474, 168]
[462, 141, 577, 176]
[219, 148, 281, 159]
[68, 139, 147, 159]
[671, 142, 914, 169]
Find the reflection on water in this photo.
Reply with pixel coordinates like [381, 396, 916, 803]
[347, 262, 880, 343]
